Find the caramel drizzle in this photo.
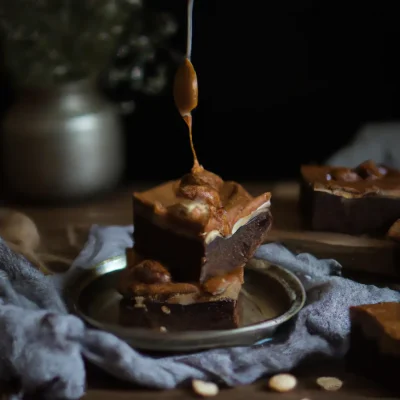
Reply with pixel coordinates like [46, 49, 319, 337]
[173, 0, 200, 170]
[185, 0, 199, 169]
[184, 114, 199, 169]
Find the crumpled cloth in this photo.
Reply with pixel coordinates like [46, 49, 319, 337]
[1, 225, 400, 400]
[326, 122, 400, 168]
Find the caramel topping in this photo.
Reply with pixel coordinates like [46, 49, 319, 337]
[129, 259, 171, 284]
[119, 253, 171, 295]
[178, 184, 222, 207]
[329, 167, 360, 182]
[174, 61, 199, 167]
[177, 165, 225, 207]
[225, 191, 271, 233]
[202, 267, 244, 295]
[131, 282, 200, 297]
[354, 160, 385, 180]
[166, 202, 210, 225]
[175, 165, 233, 233]
[134, 179, 271, 239]
[209, 207, 230, 236]
[184, 114, 199, 169]
[302, 160, 400, 197]
[180, 166, 224, 191]
[326, 161, 386, 183]
[121, 251, 245, 298]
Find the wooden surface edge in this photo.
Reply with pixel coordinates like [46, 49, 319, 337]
[84, 390, 399, 400]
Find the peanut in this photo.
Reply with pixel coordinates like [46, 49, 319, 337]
[268, 373, 297, 392]
[192, 379, 219, 397]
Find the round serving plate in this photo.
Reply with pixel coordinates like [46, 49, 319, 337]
[66, 256, 306, 352]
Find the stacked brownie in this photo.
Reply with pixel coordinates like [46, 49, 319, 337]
[299, 160, 400, 236]
[118, 165, 273, 331]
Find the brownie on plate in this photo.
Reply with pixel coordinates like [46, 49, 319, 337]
[118, 253, 243, 331]
[118, 165, 273, 331]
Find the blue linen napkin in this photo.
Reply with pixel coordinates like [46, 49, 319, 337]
[1, 225, 400, 400]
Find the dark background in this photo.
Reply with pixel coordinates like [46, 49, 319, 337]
[2, 1, 400, 183]
[125, 1, 400, 182]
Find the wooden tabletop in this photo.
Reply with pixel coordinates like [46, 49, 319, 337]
[4, 182, 398, 399]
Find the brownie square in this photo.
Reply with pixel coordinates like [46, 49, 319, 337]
[299, 160, 400, 236]
[347, 302, 400, 393]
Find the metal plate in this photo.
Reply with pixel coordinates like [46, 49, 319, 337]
[66, 256, 306, 352]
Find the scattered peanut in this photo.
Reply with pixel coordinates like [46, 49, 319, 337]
[0, 209, 71, 273]
[159, 326, 167, 333]
[316, 377, 343, 391]
[268, 373, 297, 392]
[0, 209, 40, 251]
[192, 379, 219, 397]
[161, 306, 171, 314]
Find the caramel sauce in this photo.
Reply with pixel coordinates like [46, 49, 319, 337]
[131, 282, 200, 297]
[173, 0, 200, 169]
[302, 160, 400, 197]
[130, 259, 171, 284]
[202, 267, 244, 296]
[121, 249, 243, 297]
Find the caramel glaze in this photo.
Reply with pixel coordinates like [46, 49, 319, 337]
[119, 248, 244, 298]
[131, 282, 200, 297]
[301, 160, 400, 198]
[178, 165, 223, 208]
[134, 172, 271, 238]
[202, 267, 244, 295]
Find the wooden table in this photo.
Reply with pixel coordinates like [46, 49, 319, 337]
[4, 182, 398, 399]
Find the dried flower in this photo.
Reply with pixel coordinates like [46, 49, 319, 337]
[0, 0, 177, 97]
